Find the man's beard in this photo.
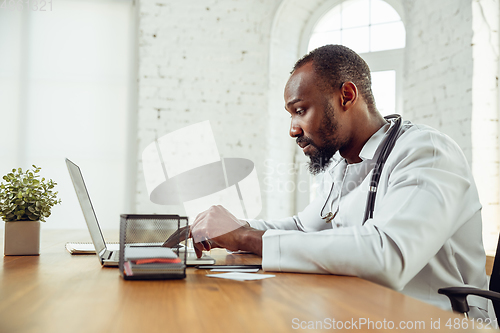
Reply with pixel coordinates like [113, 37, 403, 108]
[299, 102, 344, 175]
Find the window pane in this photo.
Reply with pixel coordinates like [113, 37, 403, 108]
[371, 70, 396, 116]
[370, 21, 406, 52]
[370, 0, 402, 24]
[342, 26, 370, 54]
[314, 5, 341, 32]
[341, 0, 370, 29]
[308, 30, 341, 51]
[309, 0, 405, 53]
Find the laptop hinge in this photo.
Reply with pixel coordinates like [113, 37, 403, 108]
[100, 249, 111, 261]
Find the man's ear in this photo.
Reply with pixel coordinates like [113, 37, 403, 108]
[340, 82, 358, 110]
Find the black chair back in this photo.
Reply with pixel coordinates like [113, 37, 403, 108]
[488, 235, 500, 320]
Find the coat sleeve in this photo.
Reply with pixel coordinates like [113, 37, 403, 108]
[247, 195, 331, 232]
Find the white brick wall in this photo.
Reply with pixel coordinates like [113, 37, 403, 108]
[136, 0, 282, 217]
[403, 0, 474, 162]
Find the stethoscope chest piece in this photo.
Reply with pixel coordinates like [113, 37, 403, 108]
[322, 211, 335, 223]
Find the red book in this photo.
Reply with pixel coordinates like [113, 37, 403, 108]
[133, 258, 182, 265]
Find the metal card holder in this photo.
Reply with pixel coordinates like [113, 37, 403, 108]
[119, 214, 188, 280]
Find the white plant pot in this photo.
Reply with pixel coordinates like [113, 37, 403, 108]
[4, 220, 41, 255]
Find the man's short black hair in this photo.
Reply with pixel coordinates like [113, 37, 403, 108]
[292, 44, 376, 113]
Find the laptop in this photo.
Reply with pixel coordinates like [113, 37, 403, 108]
[65, 158, 215, 267]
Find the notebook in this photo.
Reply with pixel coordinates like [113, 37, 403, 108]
[65, 158, 215, 266]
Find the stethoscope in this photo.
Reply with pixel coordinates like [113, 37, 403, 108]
[320, 114, 402, 226]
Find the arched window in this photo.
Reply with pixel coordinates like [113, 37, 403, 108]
[308, 0, 405, 54]
[304, 0, 405, 117]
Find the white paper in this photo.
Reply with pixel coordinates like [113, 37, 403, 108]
[210, 268, 260, 273]
[124, 246, 177, 260]
[206, 272, 275, 281]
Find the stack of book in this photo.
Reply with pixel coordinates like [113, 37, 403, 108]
[123, 246, 185, 278]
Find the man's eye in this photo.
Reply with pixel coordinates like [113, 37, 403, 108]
[296, 109, 305, 115]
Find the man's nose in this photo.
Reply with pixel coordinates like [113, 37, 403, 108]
[289, 119, 303, 138]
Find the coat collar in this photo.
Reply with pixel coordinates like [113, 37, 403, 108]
[327, 119, 394, 174]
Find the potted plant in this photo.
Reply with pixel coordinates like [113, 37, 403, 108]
[0, 166, 61, 255]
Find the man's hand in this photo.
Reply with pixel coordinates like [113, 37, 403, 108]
[190, 205, 264, 258]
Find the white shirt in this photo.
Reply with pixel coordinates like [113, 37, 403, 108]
[248, 120, 489, 316]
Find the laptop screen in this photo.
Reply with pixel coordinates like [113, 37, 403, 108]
[66, 158, 107, 256]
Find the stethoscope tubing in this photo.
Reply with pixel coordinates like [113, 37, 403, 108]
[362, 114, 402, 224]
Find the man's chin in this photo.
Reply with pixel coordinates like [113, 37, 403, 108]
[307, 157, 333, 175]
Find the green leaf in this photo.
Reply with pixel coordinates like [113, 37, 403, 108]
[0, 165, 60, 222]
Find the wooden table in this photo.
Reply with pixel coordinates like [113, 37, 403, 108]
[0, 230, 492, 332]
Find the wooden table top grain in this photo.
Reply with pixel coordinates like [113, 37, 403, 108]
[0, 229, 492, 333]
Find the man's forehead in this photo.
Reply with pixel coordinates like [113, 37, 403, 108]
[289, 62, 315, 84]
[285, 63, 318, 100]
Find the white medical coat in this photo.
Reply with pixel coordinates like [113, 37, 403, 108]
[248, 120, 489, 316]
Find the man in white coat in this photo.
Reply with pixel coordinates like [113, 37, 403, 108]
[190, 45, 489, 318]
